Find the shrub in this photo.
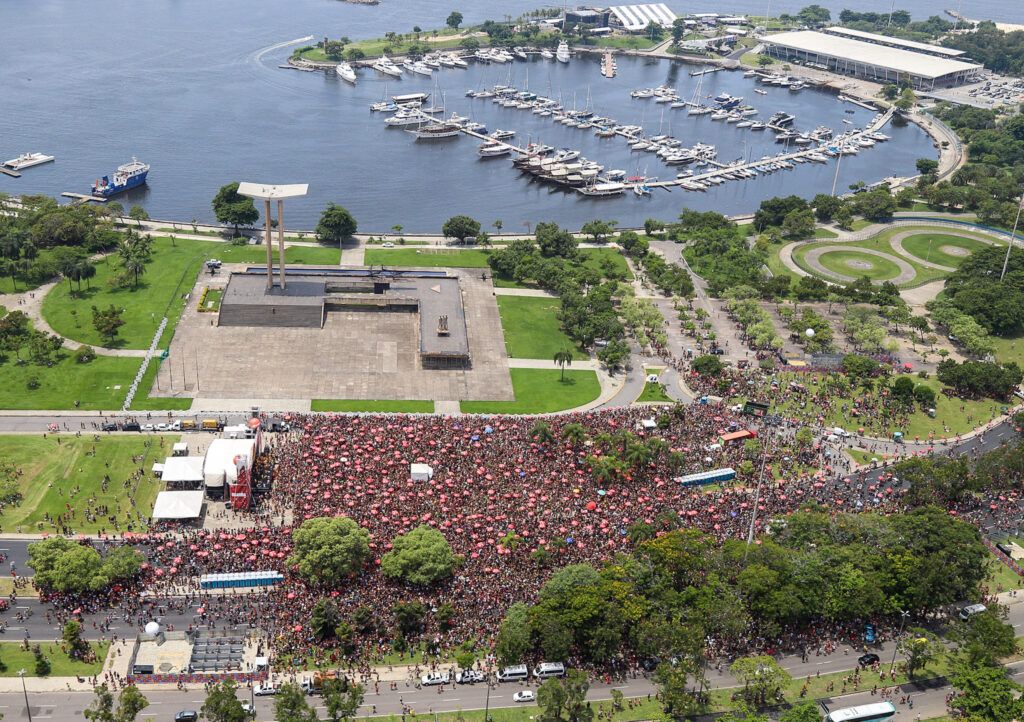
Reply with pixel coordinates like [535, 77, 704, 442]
[74, 346, 96, 364]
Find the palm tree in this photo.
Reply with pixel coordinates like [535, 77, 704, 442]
[59, 258, 80, 292]
[76, 260, 96, 291]
[623, 441, 653, 470]
[554, 349, 574, 382]
[561, 423, 587, 444]
[2, 259, 18, 291]
[529, 421, 554, 444]
[124, 257, 146, 289]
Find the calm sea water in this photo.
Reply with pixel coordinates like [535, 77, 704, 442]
[0, 0, 1007, 232]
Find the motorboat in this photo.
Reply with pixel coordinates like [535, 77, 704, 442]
[4, 152, 55, 170]
[540, 49, 554, 60]
[335, 62, 357, 83]
[407, 122, 461, 140]
[555, 41, 570, 63]
[580, 182, 625, 196]
[478, 142, 512, 157]
[373, 55, 403, 77]
[384, 110, 424, 127]
[490, 129, 516, 140]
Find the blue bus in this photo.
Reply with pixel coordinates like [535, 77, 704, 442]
[824, 702, 896, 722]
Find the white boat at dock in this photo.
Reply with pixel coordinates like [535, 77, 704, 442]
[580, 182, 625, 196]
[335, 62, 357, 83]
[3, 152, 54, 170]
[490, 129, 516, 140]
[373, 55, 403, 77]
[555, 41, 570, 63]
[406, 122, 461, 140]
[540, 49, 554, 60]
[478, 142, 511, 157]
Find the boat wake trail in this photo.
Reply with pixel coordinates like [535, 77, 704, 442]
[252, 35, 315, 65]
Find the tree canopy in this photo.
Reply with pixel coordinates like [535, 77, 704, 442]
[315, 203, 358, 242]
[442, 215, 481, 243]
[289, 516, 371, 585]
[380, 524, 456, 585]
[211, 182, 259, 235]
[28, 537, 143, 592]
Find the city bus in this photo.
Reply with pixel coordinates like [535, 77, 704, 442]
[824, 702, 896, 722]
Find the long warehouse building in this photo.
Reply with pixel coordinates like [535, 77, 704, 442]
[762, 30, 982, 90]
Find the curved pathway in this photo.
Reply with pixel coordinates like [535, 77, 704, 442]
[889, 228, 999, 273]
[801, 244, 917, 285]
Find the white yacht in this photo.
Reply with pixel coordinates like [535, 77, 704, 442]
[478, 142, 511, 157]
[373, 55, 402, 77]
[335, 62, 357, 83]
[540, 49, 554, 60]
[555, 41, 570, 63]
[3, 152, 54, 170]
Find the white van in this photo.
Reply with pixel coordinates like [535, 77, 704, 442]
[959, 603, 986, 621]
[832, 427, 851, 438]
[825, 434, 840, 444]
[497, 664, 529, 682]
[533, 662, 566, 679]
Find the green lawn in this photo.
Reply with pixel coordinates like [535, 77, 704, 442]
[461, 368, 601, 414]
[310, 400, 435, 413]
[0, 641, 109, 677]
[898, 233, 995, 268]
[496, 296, 588, 360]
[848, 219, 874, 231]
[813, 249, 904, 281]
[729, 373, 996, 439]
[156, 227, 225, 237]
[363, 248, 494, 268]
[0, 351, 138, 410]
[0, 435, 168, 534]
[985, 552, 1024, 594]
[637, 381, 673, 403]
[579, 35, 657, 49]
[201, 288, 223, 312]
[128, 357, 194, 411]
[813, 227, 839, 239]
[990, 332, 1024, 367]
[213, 244, 341, 265]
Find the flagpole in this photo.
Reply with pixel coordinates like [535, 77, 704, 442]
[1000, 191, 1024, 282]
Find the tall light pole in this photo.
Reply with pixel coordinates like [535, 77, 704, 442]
[745, 428, 773, 554]
[1000, 192, 1024, 282]
[18, 668, 31, 722]
[889, 609, 910, 673]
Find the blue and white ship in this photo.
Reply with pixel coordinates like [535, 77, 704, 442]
[92, 157, 149, 197]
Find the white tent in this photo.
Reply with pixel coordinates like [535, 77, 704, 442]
[161, 456, 206, 485]
[204, 439, 256, 489]
[152, 462, 165, 477]
[152, 490, 205, 520]
[172, 442, 188, 456]
[411, 463, 433, 482]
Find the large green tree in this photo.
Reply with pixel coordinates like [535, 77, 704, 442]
[380, 525, 455, 585]
[536, 670, 593, 722]
[323, 679, 364, 722]
[442, 215, 481, 244]
[28, 538, 142, 592]
[274, 683, 318, 722]
[289, 516, 371, 585]
[953, 609, 1018, 667]
[315, 203, 358, 243]
[950, 664, 1024, 721]
[83, 684, 149, 722]
[211, 182, 259, 236]
[201, 680, 248, 722]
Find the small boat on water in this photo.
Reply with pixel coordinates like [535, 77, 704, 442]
[754, 88, 768, 95]
[4, 152, 54, 170]
[407, 122, 461, 140]
[478, 141, 511, 157]
[335, 62, 356, 83]
[92, 157, 149, 197]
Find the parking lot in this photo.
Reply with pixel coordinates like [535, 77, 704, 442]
[929, 72, 1024, 108]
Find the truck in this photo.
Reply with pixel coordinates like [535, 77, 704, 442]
[202, 419, 223, 432]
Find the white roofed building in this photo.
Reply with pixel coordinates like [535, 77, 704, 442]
[762, 30, 982, 90]
[609, 4, 677, 32]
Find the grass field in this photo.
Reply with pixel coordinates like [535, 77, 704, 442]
[898, 233, 995, 268]
[461, 368, 601, 414]
[0, 435, 168, 534]
[128, 358, 194, 411]
[496, 296, 588, 360]
[201, 288, 223, 312]
[814, 248, 904, 281]
[637, 381, 673, 403]
[0, 349, 138, 410]
[363, 248, 494, 268]
[310, 400, 435, 413]
[212, 244, 341, 265]
[990, 332, 1024, 367]
[731, 373, 995, 439]
[0, 640, 109, 677]
[985, 552, 1024, 594]
[813, 227, 839, 239]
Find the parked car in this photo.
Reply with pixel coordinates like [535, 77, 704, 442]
[382, 242, 395, 248]
[254, 683, 279, 696]
[175, 712, 198, 722]
[420, 672, 450, 686]
[240, 701, 254, 717]
[156, 422, 173, 431]
[101, 423, 119, 431]
[513, 691, 535, 703]
[858, 653, 880, 667]
[123, 422, 141, 432]
[455, 670, 485, 684]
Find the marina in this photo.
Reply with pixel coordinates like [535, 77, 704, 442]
[0, 0, 940, 231]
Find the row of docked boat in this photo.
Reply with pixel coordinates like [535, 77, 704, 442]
[353, 43, 566, 84]
[511, 144, 610, 191]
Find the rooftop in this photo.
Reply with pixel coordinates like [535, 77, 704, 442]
[762, 30, 982, 79]
[824, 26, 967, 57]
[609, 3, 676, 31]
[236, 182, 309, 200]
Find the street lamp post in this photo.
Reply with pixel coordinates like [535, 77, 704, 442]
[889, 609, 910, 673]
[746, 428, 773, 553]
[1000, 193, 1024, 282]
[18, 668, 31, 722]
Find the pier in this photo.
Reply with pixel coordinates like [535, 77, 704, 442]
[0, 167, 21, 178]
[61, 192, 107, 204]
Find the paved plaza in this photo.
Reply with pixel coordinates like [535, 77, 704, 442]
[152, 265, 514, 403]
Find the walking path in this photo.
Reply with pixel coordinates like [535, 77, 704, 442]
[801, 244, 918, 285]
[4, 277, 147, 358]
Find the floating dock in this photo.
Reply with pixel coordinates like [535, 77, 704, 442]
[0, 167, 21, 178]
[61, 192, 107, 204]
